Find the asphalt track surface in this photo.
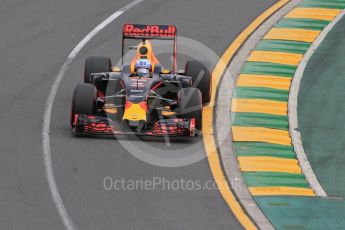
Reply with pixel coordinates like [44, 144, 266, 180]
[0, 0, 275, 229]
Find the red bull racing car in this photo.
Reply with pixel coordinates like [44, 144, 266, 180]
[70, 24, 211, 137]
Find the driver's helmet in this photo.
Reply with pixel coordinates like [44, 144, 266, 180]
[135, 58, 152, 77]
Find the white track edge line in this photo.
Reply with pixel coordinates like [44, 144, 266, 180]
[289, 8, 345, 197]
[42, 1, 143, 230]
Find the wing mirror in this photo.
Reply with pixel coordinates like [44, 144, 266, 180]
[112, 66, 121, 72]
[160, 69, 170, 74]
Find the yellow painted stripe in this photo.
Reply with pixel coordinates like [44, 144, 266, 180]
[209, 0, 289, 107]
[232, 99, 287, 116]
[264, 28, 320, 43]
[162, 106, 176, 116]
[202, 0, 289, 229]
[238, 156, 301, 174]
[236, 74, 291, 90]
[249, 187, 315, 196]
[239, 156, 299, 165]
[162, 111, 176, 116]
[285, 8, 341, 21]
[232, 126, 291, 146]
[103, 108, 118, 114]
[247, 50, 303, 66]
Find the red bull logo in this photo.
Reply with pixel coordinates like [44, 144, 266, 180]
[123, 101, 148, 121]
[123, 24, 176, 38]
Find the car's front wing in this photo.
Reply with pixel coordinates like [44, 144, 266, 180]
[72, 114, 196, 137]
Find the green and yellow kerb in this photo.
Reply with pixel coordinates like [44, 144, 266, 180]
[232, 0, 345, 196]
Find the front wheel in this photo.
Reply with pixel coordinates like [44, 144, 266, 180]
[84, 56, 112, 83]
[70, 83, 97, 127]
[178, 88, 202, 131]
[185, 60, 212, 104]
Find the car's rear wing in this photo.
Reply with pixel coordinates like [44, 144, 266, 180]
[122, 24, 177, 71]
[123, 24, 177, 39]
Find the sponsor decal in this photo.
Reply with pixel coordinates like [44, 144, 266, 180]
[123, 24, 176, 38]
[129, 95, 144, 98]
[130, 84, 144, 88]
[130, 78, 148, 82]
[131, 89, 144, 93]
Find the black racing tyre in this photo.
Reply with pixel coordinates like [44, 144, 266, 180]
[185, 60, 211, 104]
[70, 83, 97, 127]
[178, 88, 202, 131]
[84, 56, 112, 83]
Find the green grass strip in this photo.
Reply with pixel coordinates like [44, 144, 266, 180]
[232, 112, 289, 130]
[243, 172, 310, 188]
[255, 40, 311, 54]
[241, 62, 296, 77]
[234, 142, 295, 159]
[298, 0, 345, 9]
[234, 86, 289, 102]
[275, 18, 329, 31]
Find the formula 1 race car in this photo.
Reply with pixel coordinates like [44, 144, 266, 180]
[70, 24, 211, 137]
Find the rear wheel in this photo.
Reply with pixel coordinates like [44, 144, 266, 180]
[70, 83, 97, 127]
[178, 88, 202, 131]
[185, 60, 211, 104]
[84, 56, 112, 83]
